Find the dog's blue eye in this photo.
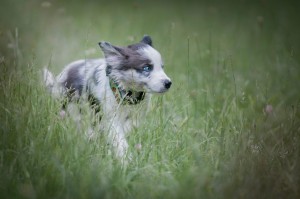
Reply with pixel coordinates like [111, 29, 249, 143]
[143, 65, 153, 72]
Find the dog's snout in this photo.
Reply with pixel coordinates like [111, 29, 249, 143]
[163, 79, 172, 89]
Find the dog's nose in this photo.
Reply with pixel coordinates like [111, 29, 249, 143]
[164, 80, 172, 89]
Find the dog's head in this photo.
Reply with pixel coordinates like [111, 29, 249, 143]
[99, 35, 172, 93]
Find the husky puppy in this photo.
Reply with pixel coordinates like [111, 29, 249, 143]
[43, 35, 172, 163]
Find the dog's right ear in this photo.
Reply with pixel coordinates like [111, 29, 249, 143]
[98, 42, 122, 58]
[141, 35, 153, 46]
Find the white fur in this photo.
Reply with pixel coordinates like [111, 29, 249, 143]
[43, 38, 171, 165]
[44, 59, 150, 164]
[141, 46, 171, 93]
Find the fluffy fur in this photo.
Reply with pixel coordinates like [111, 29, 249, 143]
[43, 35, 172, 164]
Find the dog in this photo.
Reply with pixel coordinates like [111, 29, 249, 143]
[43, 35, 172, 163]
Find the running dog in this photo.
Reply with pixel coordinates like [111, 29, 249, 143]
[43, 35, 172, 163]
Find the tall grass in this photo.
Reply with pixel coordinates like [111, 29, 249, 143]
[1, 0, 300, 198]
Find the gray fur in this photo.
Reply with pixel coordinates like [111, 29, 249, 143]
[63, 63, 84, 95]
[43, 35, 171, 164]
[115, 47, 151, 71]
[140, 35, 152, 46]
[100, 42, 151, 72]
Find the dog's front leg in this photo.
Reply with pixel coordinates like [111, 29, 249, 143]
[92, 71, 131, 164]
[100, 93, 131, 164]
[107, 121, 130, 162]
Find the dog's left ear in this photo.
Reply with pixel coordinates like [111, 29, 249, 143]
[141, 35, 152, 46]
[98, 41, 122, 58]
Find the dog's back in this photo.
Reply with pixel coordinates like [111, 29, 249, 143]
[43, 59, 106, 101]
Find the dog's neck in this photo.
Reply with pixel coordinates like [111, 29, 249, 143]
[106, 65, 145, 105]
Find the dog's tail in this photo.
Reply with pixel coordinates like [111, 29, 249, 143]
[43, 68, 55, 89]
[43, 68, 63, 98]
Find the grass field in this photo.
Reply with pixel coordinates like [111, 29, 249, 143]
[1, 0, 300, 198]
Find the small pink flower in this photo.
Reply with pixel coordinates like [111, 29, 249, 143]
[135, 143, 142, 151]
[59, 110, 66, 119]
[265, 104, 273, 114]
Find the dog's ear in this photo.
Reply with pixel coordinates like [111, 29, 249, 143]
[98, 41, 122, 57]
[141, 35, 152, 46]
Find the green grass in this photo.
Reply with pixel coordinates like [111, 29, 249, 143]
[1, 0, 300, 198]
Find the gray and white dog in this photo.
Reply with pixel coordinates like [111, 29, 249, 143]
[43, 35, 172, 163]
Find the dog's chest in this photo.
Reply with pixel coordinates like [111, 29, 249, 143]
[85, 64, 149, 128]
[117, 104, 148, 134]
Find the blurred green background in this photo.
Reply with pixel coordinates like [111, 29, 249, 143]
[0, 0, 299, 198]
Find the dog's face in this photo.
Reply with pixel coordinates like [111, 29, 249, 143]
[99, 36, 172, 93]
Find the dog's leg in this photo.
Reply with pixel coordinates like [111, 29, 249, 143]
[108, 122, 129, 159]
[102, 107, 131, 164]
[66, 102, 82, 126]
[92, 81, 130, 164]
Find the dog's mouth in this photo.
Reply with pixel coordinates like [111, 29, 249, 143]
[155, 89, 170, 94]
[158, 89, 170, 93]
[144, 85, 171, 94]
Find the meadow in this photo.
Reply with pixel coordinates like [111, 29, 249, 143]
[0, 0, 300, 198]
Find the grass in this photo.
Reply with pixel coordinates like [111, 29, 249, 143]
[1, 0, 300, 198]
